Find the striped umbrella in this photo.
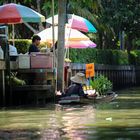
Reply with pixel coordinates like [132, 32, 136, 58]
[65, 40, 96, 49]
[46, 14, 97, 33]
[0, 3, 45, 24]
[37, 26, 96, 48]
[38, 26, 90, 43]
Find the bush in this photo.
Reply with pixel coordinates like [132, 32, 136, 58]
[70, 48, 129, 65]
[111, 50, 129, 65]
[130, 50, 140, 65]
[11, 39, 31, 54]
[12, 40, 140, 66]
[129, 51, 137, 65]
[11, 39, 47, 54]
[70, 48, 97, 63]
[90, 74, 113, 95]
[95, 49, 112, 64]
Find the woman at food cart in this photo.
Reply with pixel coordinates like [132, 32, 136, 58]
[29, 35, 41, 54]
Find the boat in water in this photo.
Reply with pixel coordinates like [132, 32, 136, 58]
[58, 91, 118, 104]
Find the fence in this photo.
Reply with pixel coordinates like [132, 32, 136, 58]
[70, 63, 140, 89]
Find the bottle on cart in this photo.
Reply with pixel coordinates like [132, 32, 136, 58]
[0, 46, 4, 59]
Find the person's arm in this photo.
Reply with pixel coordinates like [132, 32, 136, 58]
[35, 46, 40, 52]
[28, 45, 32, 54]
[79, 85, 87, 97]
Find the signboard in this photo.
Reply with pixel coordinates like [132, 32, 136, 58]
[86, 63, 95, 78]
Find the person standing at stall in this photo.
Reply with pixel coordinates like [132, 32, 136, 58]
[28, 35, 41, 85]
[29, 35, 41, 54]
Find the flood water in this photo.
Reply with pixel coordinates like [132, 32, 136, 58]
[0, 87, 140, 140]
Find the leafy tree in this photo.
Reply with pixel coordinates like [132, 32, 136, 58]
[67, 0, 140, 50]
[0, 0, 139, 51]
[101, 0, 140, 50]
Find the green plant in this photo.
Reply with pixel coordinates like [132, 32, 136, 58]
[6, 72, 26, 86]
[130, 50, 140, 65]
[70, 48, 129, 65]
[90, 74, 112, 95]
[9, 39, 31, 54]
[112, 50, 129, 65]
[10, 39, 47, 54]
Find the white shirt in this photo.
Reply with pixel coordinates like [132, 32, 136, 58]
[9, 44, 18, 56]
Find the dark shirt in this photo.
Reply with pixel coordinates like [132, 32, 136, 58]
[64, 83, 85, 97]
[50, 42, 57, 52]
[29, 44, 40, 54]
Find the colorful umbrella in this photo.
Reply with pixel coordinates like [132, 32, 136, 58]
[37, 26, 96, 48]
[65, 40, 96, 49]
[37, 26, 90, 44]
[46, 14, 97, 33]
[0, 3, 45, 24]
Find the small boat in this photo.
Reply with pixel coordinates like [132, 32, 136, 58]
[94, 92, 118, 104]
[58, 91, 118, 104]
[58, 95, 81, 104]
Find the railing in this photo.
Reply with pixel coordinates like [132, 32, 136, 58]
[70, 63, 140, 89]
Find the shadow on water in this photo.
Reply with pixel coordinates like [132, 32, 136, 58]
[0, 129, 41, 140]
[95, 97, 140, 110]
[82, 126, 140, 140]
[0, 87, 140, 140]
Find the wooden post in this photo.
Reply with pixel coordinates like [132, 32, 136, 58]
[5, 26, 12, 105]
[51, 0, 57, 92]
[57, 0, 66, 92]
[2, 70, 5, 106]
[52, 0, 55, 68]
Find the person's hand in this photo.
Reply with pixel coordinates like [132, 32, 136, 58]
[87, 89, 97, 97]
[87, 89, 96, 95]
[55, 90, 62, 96]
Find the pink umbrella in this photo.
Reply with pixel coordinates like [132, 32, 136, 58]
[46, 14, 97, 33]
[65, 40, 96, 48]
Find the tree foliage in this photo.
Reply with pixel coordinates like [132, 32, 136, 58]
[0, 0, 139, 50]
[101, 0, 140, 50]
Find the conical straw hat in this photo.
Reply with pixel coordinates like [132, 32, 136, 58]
[70, 72, 86, 84]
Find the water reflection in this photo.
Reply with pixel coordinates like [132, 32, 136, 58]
[61, 105, 96, 140]
[0, 87, 140, 140]
[39, 88, 140, 140]
[40, 105, 96, 140]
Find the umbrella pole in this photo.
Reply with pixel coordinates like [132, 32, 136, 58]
[52, 0, 55, 69]
[12, 24, 15, 47]
[52, 0, 57, 94]
[5, 26, 12, 105]
[65, 14, 74, 59]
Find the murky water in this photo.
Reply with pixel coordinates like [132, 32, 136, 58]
[0, 87, 140, 140]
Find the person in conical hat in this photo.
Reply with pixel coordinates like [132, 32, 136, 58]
[70, 72, 86, 84]
[63, 72, 87, 97]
